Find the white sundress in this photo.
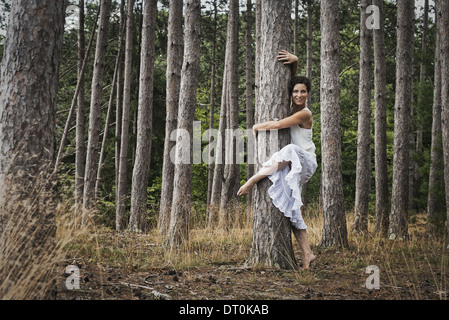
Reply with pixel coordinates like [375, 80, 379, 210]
[261, 117, 318, 230]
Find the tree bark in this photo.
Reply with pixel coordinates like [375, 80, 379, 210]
[219, 0, 240, 230]
[373, 0, 389, 237]
[76, 0, 86, 222]
[320, 0, 348, 248]
[0, 0, 65, 299]
[353, 0, 372, 234]
[245, 0, 254, 217]
[116, 0, 135, 231]
[247, 0, 296, 269]
[82, 0, 112, 225]
[437, 0, 449, 248]
[129, 0, 158, 233]
[427, 4, 444, 233]
[115, 0, 126, 199]
[389, 0, 414, 241]
[206, 0, 218, 208]
[165, 0, 201, 248]
[158, 0, 183, 235]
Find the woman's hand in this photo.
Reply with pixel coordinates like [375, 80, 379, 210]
[277, 50, 298, 65]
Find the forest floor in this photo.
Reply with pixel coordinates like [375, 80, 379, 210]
[54, 212, 449, 302]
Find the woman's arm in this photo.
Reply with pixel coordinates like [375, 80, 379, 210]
[277, 50, 298, 77]
[253, 109, 312, 133]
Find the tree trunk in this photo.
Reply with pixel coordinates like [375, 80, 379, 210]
[75, 0, 86, 223]
[306, 0, 312, 108]
[116, 0, 135, 231]
[294, 0, 298, 55]
[219, 0, 240, 230]
[320, 0, 348, 248]
[165, 0, 201, 248]
[82, 0, 112, 225]
[245, 0, 254, 218]
[206, 0, 217, 208]
[373, 0, 389, 237]
[0, 0, 65, 299]
[247, 0, 296, 270]
[427, 5, 444, 233]
[115, 0, 126, 200]
[158, 0, 183, 235]
[129, 0, 157, 233]
[389, 0, 414, 241]
[437, 0, 449, 248]
[353, 0, 372, 234]
[415, 0, 428, 185]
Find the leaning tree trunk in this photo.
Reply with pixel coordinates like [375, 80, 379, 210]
[0, 0, 65, 299]
[320, 0, 348, 248]
[389, 0, 414, 241]
[165, 0, 201, 248]
[247, 0, 296, 270]
[129, 0, 158, 233]
[373, 0, 389, 237]
[116, 0, 135, 231]
[427, 5, 444, 234]
[353, 0, 372, 234]
[438, 0, 449, 248]
[82, 0, 112, 225]
[219, 0, 240, 230]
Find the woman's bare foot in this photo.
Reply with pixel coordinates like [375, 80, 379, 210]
[237, 180, 254, 196]
[302, 253, 316, 270]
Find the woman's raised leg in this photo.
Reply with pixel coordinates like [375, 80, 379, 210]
[237, 160, 290, 196]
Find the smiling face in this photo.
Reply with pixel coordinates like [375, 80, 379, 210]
[291, 83, 309, 108]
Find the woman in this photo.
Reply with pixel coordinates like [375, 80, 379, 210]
[237, 50, 317, 269]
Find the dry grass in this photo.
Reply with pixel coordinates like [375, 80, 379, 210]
[2, 189, 448, 299]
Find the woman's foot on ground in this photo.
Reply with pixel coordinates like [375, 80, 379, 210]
[302, 253, 316, 270]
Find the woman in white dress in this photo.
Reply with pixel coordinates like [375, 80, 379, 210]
[237, 51, 317, 269]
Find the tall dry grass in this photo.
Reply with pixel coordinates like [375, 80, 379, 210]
[1, 177, 447, 300]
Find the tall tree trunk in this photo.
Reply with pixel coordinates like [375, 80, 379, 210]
[245, 0, 254, 217]
[129, 0, 157, 233]
[373, 0, 389, 237]
[389, 0, 414, 241]
[82, 0, 112, 225]
[116, 0, 135, 231]
[247, 0, 296, 269]
[306, 0, 312, 108]
[165, 0, 201, 248]
[437, 0, 449, 248]
[294, 0, 299, 55]
[206, 0, 217, 208]
[158, 0, 183, 235]
[75, 0, 86, 223]
[415, 0, 428, 184]
[219, 0, 240, 229]
[320, 0, 348, 248]
[353, 0, 372, 234]
[115, 0, 126, 199]
[0, 0, 65, 299]
[302, 0, 313, 209]
[427, 5, 444, 234]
